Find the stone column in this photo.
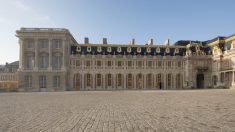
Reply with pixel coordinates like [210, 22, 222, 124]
[34, 38, 38, 70]
[62, 39, 66, 69]
[48, 39, 52, 70]
[19, 38, 24, 69]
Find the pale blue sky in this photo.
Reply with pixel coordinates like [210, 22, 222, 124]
[0, 0, 235, 64]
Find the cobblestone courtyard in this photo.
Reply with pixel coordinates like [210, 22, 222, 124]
[0, 90, 235, 132]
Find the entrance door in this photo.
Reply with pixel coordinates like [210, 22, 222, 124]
[196, 74, 204, 88]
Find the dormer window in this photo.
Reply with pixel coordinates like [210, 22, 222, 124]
[156, 47, 160, 53]
[117, 47, 122, 53]
[175, 48, 179, 53]
[137, 47, 141, 53]
[165, 47, 170, 53]
[97, 47, 102, 53]
[147, 47, 151, 53]
[107, 47, 112, 52]
[76, 46, 81, 52]
[87, 46, 91, 52]
[127, 47, 131, 53]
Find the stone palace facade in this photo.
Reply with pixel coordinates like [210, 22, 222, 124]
[16, 28, 235, 92]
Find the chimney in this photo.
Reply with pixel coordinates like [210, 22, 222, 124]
[148, 38, 153, 45]
[103, 38, 107, 44]
[84, 37, 89, 44]
[130, 39, 135, 45]
[164, 38, 170, 46]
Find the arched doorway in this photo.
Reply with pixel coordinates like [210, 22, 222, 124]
[73, 73, 80, 90]
[196, 74, 204, 88]
[136, 74, 143, 89]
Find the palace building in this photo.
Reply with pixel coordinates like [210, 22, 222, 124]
[16, 28, 235, 92]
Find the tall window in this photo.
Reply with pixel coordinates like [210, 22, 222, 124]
[39, 75, 46, 88]
[24, 75, 32, 88]
[97, 60, 102, 67]
[147, 61, 152, 68]
[52, 39, 62, 49]
[118, 61, 122, 67]
[86, 60, 91, 67]
[25, 55, 34, 69]
[76, 60, 80, 66]
[147, 74, 152, 88]
[39, 54, 48, 68]
[157, 74, 162, 89]
[53, 76, 60, 88]
[128, 61, 132, 67]
[107, 74, 112, 86]
[178, 61, 181, 68]
[137, 61, 142, 68]
[25, 39, 34, 48]
[38, 39, 48, 49]
[167, 61, 171, 68]
[53, 55, 62, 69]
[97, 74, 102, 87]
[167, 74, 171, 89]
[127, 74, 132, 88]
[87, 74, 91, 87]
[117, 74, 122, 87]
[107, 60, 112, 67]
[158, 61, 162, 67]
[176, 74, 181, 89]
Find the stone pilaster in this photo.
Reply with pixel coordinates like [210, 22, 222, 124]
[34, 38, 38, 70]
[19, 38, 24, 70]
[48, 39, 52, 70]
[62, 39, 66, 69]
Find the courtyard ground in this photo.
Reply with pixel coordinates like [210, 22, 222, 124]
[0, 90, 235, 132]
